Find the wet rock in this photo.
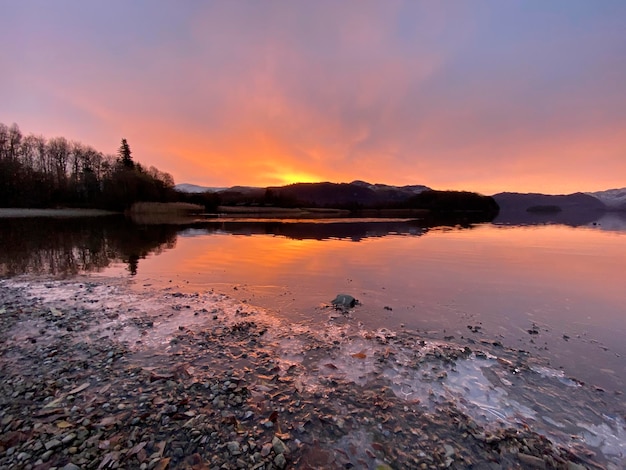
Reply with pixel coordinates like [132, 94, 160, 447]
[331, 294, 358, 309]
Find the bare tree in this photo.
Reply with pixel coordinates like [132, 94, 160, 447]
[0, 123, 8, 160]
[47, 137, 70, 189]
[7, 124, 22, 161]
[20, 134, 40, 169]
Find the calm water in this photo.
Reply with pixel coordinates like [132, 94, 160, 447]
[1, 216, 625, 393]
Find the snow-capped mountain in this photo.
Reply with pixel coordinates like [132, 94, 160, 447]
[176, 181, 431, 198]
[586, 188, 626, 210]
[175, 181, 626, 212]
[350, 180, 430, 194]
[174, 183, 227, 193]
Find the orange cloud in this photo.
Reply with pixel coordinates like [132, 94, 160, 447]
[2, 2, 625, 194]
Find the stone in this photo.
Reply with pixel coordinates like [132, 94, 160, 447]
[62, 433, 77, 444]
[227, 441, 241, 455]
[444, 444, 455, 458]
[274, 453, 287, 469]
[567, 463, 587, 470]
[62, 464, 81, 470]
[331, 294, 357, 309]
[272, 436, 289, 455]
[518, 453, 546, 469]
[260, 443, 272, 457]
[44, 438, 62, 450]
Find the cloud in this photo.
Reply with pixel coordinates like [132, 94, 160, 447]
[1, 1, 625, 193]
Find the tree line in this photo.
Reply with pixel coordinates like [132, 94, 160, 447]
[0, 122, 182, 210]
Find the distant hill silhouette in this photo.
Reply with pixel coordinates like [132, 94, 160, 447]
[494, 191, 605, 211]
[175, 181, 625, 224]
[177, 180, 431, 208]
[175, 180, 498, 219]
[267, 181, 430, 208]
[493, 191, 606, 225]
[176, 180, 430, 207]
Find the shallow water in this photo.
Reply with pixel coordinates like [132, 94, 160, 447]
[108, 221, 626, 394]
[1, 217, 624, 394]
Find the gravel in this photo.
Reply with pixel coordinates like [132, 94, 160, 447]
[0, 279, 621, 469]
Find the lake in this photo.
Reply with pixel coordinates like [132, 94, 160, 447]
[1, 215, 624, 394]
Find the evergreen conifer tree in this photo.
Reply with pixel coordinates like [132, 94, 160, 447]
[118, 138, 134, 169]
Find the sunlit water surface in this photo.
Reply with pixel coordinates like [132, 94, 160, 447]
[95, 221, 626, 394]
[1, 217, 624, 393]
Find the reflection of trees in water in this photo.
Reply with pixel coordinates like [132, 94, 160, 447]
[0, 217, 177, 277]
[0, 215, 494, 277]
[186, 215, 487, 242]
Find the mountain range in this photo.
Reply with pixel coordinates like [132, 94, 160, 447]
[176, 180, 432, 209]
[175, 181, 626, 212]
[586, 188, 626, 209]
[175, 180, 430, 199]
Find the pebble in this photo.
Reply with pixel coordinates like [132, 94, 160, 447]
[227, 441, 242, 455]
[0, 280, 620, 470]
[260, 443, 273, 457]
[272, 436, 289, 455]
[274, 453, 287, 468]
[518, 452, 546, 469]
[566, 463, 587, 470]
[62, 433, 76, 444]
[62, 464, 81, 470]
[44, 439, 62, 451]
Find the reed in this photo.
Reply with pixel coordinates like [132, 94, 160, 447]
[128, 202, 204, 215]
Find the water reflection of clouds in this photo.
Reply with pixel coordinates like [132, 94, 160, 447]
[2, 218, 625, 394]
[129, 222, 626, 391]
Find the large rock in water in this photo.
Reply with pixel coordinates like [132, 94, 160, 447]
[331, 294, 357, 309]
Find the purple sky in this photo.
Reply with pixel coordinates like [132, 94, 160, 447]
[2, 1, 625, 193]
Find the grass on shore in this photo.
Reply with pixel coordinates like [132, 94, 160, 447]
[0, 208, 118, 218]
[128, 202, 204, 214]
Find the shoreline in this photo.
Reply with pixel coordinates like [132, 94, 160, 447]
[0, 208, 119, 218]
[1, 277, 623, 469]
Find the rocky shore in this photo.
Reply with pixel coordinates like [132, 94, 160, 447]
[0, 278, 623, 469]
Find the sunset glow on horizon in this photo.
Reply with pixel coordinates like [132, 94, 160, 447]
[2, 1, 625, 195]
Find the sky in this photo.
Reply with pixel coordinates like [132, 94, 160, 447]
[2, 1, 625, 195]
